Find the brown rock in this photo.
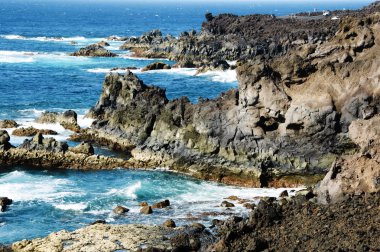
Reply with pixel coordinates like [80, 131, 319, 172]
[12, 127, 58, 137]
[139, 202, 148, 207]
[0, 120, 18, 128]
[221, 201, 235, 207]
[113, 205, 129, 215]
[152, 199, 170, 209]
[140, 206, 153, 214]
[69, 142, 94, 155]
[163, 219, 176, 228]
[141, 62, 171, 72]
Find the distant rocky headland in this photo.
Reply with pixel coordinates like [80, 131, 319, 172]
[2, 1, 380, 251]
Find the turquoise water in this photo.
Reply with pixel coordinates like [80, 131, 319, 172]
[0, 0, 374, 245]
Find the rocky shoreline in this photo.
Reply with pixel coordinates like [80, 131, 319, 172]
[2, 2, 380, 251]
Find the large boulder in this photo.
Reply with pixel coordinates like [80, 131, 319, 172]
[70, 44, 117, 57]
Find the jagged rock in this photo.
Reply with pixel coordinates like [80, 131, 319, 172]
[36, 110, 81, 132]
[113, 206, 129, 215]
[0, 130, 13, 151]
[0, 120, 18, 128]
[69, 142, 94, 155]
[152, 199, 170, 209]
[140, 206, 153, 214]
[18, 134, 68, 153]
[0, 197, 12, 212]
[70, 44, 116, 57]
[12, 127, 58, 137]
[141, 62, 171, 72]
[163, 219, 176, 228]
[195, 60, 230, 74]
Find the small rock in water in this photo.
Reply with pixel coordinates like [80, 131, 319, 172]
[113, 206, 129, 215]
[0, 197, 13, 212]
[163, 219, 176, 228]
[225, 195, 240, 201]
[90, 220, 106, 225]
[279, 190, 289, 197]
[140, 206, 153, 214]
[221, 201, 235, 208]
[152, 199, 170, 209]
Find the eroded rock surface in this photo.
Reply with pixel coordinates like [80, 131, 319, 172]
[70, 44, 117, 57]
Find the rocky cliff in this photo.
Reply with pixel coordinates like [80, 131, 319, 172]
[84, 12, 380, 187]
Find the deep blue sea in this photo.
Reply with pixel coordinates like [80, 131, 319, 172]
[0, 0, 374, 244]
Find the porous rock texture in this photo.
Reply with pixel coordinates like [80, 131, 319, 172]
[86, 12, 380, 187]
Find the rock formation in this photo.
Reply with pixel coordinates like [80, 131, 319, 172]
[83, 12, 380, 188]
[12, 127, 58, 136]
[141, 62, 171, 72]
[70, 44, 117, 57]
[0, 120, 18, 128]
[36, 110, 81, 132]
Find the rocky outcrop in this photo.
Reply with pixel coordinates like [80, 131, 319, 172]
[0, 133, 129, 170]
[36, 110, 81, 132]
[70, 44, 117, 57]
[206, 191, 380, 251]
[141, 62, 171, 72]
[316, 115, 380, 203]
[12, 127, 58, 136]
[84, 13, 380, 187]
[0, 120, 18, 128]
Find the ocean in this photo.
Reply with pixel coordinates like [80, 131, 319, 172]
[0, 0, 373, 244]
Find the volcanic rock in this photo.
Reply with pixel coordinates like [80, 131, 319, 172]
[141, 62, 171, 72]
[70, 44, 117, 57]
[0, 120, 18, 128]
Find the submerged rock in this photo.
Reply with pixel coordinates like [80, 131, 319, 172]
[70, 44, 117, 57]
[221, 201, 235, 208]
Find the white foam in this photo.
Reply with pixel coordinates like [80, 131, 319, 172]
[0, 171, 80, 202]
[197, 69, 237, 83]
[86, 68, 140, 74]
[77, 114, 94, 128]
[106, 181, 142, 199]
[1, 34, 100, 44]
[54, 202, 88, 211]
